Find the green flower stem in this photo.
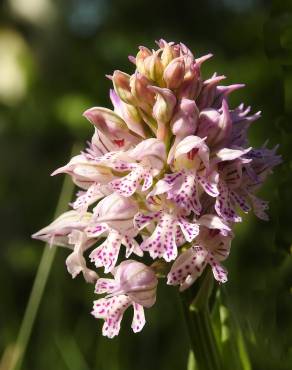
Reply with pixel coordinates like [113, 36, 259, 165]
[181, 268, 222, 370]
[8, 145, 79, 370]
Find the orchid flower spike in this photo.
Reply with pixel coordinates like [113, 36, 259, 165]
[33, 40, 281, 338]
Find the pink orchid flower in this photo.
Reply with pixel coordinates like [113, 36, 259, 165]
[92, 260, 157, 338]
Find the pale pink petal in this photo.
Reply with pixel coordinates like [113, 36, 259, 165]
[123, 235, 143, 258]
[72, 183, 105, 212]
[109, 88, 123, 116]
[197, 173, 219, 197]
[215, 147, 251, 163]
[215, 182, 242, 222]
[86, 128, 110, 156]
[178, 217, 199, 242]
[221, 161, 243, 188]
[110, 165, 147, 196]
[89, 230, 122, 272]
[140, 213, 178, 262]
[197, 227, 231, 261]
[198, 214, 231, 233]
[134, 212, 161, 230]
[212, 242, 231, 261]
[207, 256, 228, 283]
[131, 303, 146, 333]
[230, 190, 251, 213]
[249, 194, 269, 221]
[66, 251, 98, 283]
[141, 170, 153, 191]
[175, 228, 185, 247]
[167, 246, 208, 290]
[174, 135, 206, 157]
[95, 278, 117, 294]
[86, 223, 108, 238]
[146, 177, 175, 199]
[111, 160, 136, 172]
[66, 251, 84, 278]
[92, 295, 131, 338]
[167, 171, 202, 215]
[91, 129, 119, 153]
[66, 230, 98, 283]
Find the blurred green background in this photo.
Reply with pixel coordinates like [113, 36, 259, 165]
[0, 0, 291, 369]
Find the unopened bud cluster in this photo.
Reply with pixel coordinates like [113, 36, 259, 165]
[33, 40, 281, 338]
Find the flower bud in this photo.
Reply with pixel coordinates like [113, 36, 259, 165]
[167, 98, 199, 163]
[171, 98, 199, 137]
[112, 70, 136, 105]
[93, 193, 138, 232]
[52, 154, 114, 189]
[163, 57, 185, 89]
[135, 46, 152, 75]
[160, 42, 174, 67]
[197, 99, 232, 149]
[143, 52, 164, 83]
[180, 44, 195, 72]
[83, 107, 125, 136]
[130, 72, 155, 113]
[149, 86, 176, 123]
[32, 210, 92, 247]
[160, 41, 180, 67]
[120, 103, 146, 138]
[83, 107, 140, 146]
[177, 62, 202, 100]
[109, 89, 146, 138]
[114, 260, 158, 307]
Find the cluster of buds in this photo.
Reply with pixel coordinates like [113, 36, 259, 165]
[33, 40, 281, 338]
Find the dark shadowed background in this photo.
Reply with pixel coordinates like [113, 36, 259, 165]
[0, 0, 291, 369]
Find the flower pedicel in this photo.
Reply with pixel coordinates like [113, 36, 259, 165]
[33, 40, 281, 338]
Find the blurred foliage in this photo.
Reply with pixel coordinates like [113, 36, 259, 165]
[0, 0, 291, 369]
